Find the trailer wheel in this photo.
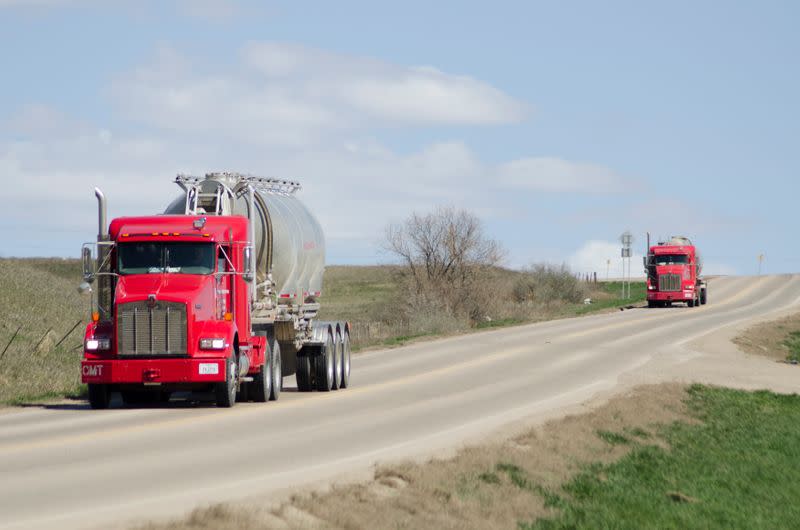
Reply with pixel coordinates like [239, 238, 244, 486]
[332, 332, 343, 390]
[296, 353, 312, 392]
[315, 331, 335, 392]
[215, 356, 237, 408]
[269, 339, 282, 401]
[340, 329, 351, 389]
[88, 384, 110, 410]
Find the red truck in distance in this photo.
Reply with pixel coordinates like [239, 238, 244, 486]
[79, 172, 350, 409]
[644, 235, 707, 308]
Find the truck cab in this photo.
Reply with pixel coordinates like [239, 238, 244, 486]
[644, 237, 707, 308]
[80, 215, 269, 408]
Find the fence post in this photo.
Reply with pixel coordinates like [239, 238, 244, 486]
[1, 326, 22, 360]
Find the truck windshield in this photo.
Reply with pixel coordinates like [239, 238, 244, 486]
[655, 254, 689, 265]
[118, 243, 215, 275]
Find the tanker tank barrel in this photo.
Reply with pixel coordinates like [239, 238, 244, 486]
[164, 171, 325, 310]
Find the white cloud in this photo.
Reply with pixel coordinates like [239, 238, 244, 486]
[0, 109, 632, 262]
[0, 43, 626, 262]
[109, 42, 529, 143]
[568, 240, 644, 278]
[566, 239, 737, 278]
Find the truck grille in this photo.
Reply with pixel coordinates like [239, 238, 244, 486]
[658, 274, 681, 292]
[117, 301, 187, 355]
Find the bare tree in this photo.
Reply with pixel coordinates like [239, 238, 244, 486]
[385, 207, 505, 322]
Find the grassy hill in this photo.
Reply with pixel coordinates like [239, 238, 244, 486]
[0, 259, 643, 404]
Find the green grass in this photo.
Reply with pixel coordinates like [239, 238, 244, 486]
[476, 317, 525, 329]
[523, 385, 800, 529]
[782, 330, 800, 363]
[317, 265, 401, 323]
[596, 429, 631, 446]
[381, 332, 431, 347]
[571, 281, 646, 315]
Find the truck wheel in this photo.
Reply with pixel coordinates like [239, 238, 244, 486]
[88, 384, 110, 410]
[270, 339, 282, 401]
[315, 332, 335, 392]
[332, 332, 343, 390]
[215, 356, 237, 408]
[688, 298, 695, 308]
[340, 330, 351, 389]
[296, 354, 312, 392]
[250, 351, 272, 404]
[647, 300, 656, 308]
[701, 289, 707, 305]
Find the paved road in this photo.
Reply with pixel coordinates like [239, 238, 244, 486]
[1, 275, 798, 529]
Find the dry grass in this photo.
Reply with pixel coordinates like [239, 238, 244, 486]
[0, 259, 87, 403]
[323, 265, 639, 351]
[733, 312, 800, 363]
[138, 384, 690, 530]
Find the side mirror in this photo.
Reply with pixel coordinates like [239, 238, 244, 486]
[242, 246, 254, 283]
[82, 247, 95, 282]
[77, 281, 93, 295]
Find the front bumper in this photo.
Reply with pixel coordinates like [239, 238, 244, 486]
[81, 358, 226, 384]
[647, 291, 694, 302]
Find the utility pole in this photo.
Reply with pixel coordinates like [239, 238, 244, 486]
[606, 259, 610, 281]
[758, 254, 765, 275]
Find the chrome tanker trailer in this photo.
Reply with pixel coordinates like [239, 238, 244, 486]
[80, 172, 350, 409]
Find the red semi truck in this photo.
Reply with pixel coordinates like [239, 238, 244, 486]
[644, 235, 707, 308]
[79, 172, 350, 409]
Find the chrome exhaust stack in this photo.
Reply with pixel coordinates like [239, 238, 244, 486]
[94, 187, 113, 321]
[95, 187, 108, 240]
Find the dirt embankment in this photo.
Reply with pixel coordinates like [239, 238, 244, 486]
[138, 384, 689, 530]
[733, 312, 800, 363]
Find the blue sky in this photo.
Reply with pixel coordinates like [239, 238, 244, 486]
[1, 0, 797, 275]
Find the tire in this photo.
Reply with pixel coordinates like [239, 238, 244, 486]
[701, 289, 707, 305]
[250, 357, 272, 404]
[688, 298, 695, 308]
[647, 300, 656, 308]
[215, 356, 237, 408]
[340, 330, 351, 389]
[270, 339, 282, 401]
[331, 332, 342, 390]
[315, 331, 335, 392]
[250, 334, 273, 403]
[88, 384, 110, 410]
[296, 353, 312, 392]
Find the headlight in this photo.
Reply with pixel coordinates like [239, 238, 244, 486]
[85, 338, 111, 350]
[199, 338, 226, 350]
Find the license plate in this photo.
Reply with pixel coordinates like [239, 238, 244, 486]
[199, 363, 219, 375]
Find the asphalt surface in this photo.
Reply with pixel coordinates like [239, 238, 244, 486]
[1, 274, 798, 529]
